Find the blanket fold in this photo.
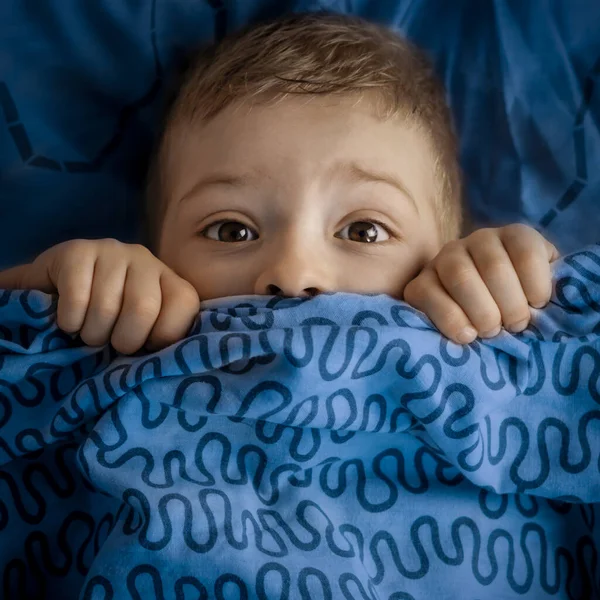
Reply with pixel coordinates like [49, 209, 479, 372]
[1, 244, 599, 599]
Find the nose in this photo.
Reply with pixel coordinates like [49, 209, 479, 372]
[254, 245, 332, 298]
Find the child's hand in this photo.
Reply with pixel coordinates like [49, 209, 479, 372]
[403, 224, 559, 344]
[0, 239, 200, 354]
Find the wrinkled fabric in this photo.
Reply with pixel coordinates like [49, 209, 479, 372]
[1, 245, 599, 599]
[1, 0, 600, 269]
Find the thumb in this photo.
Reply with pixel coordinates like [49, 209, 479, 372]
[0, 256, 57, 293]
[545, 239, 560, 263]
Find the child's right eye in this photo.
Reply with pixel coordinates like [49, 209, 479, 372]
[202, 220, 259, 243]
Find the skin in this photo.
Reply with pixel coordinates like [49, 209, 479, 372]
[159, 96, 442, 301]
[0, 95, 557, 354]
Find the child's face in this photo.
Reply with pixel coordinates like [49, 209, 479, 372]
[158, 95, 443, 300]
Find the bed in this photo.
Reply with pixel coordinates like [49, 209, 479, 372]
[1, 1, 599, 598]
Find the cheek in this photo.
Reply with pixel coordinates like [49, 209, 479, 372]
[177, 260, 235, 301]
[157, 217, 234, 300]
[336, 250, 420, 297]
[191, 263, 250, 301]
[167, 248, 261, 301]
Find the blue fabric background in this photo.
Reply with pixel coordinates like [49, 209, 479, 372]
[1, 0, 600, 269]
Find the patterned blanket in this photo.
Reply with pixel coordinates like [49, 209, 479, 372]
[1, 245, 600, 599]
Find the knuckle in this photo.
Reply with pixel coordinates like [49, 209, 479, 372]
[503, 305, 530, 323]
[435, 246, 467, 273]
[435, 240, 463, 260]
[98, 238, 125, 252]
[129, 243, 153, 259]
[403, 278, 418, 300]
[403, 275, 428, 304]
[501, 224, 537, 250]
[473, 309, 502, 330]
[478, 257, 512, 281]
[505, 312, 530, 328]
[56, 314, 78, 333]
[110, 334, 138, 356]
[65, 290, 91, 312]
[102, 239, 137, 262]
[93, 298, 121, 320]
[80, 329, 108, 347]
[442, 265, 474, 290]
[527, 289, 551, 307]
[61, 238, 89, 252]
[503, 223, 531, 238]
[99, 239, 151, 262]
[439, 308, 468, 331]
[178, 281, 201, 309]
[147, 332, 175, 350]
[59, 239, 127, 266]
[130, 296, 161, 320]
[514, 255, 541, 277]
[58, 238, 95, 261]
[466, 227, 495, 244]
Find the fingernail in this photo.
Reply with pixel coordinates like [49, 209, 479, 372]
[507, 319, 529, 333]
[457, 327, 477, 344]
[531, 301, 547, 309]
[480, 326, 501, 338]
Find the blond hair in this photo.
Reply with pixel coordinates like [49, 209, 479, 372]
[147, 12, 462, 246]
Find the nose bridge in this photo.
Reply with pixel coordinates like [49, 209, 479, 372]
[256, 224, 330, 297]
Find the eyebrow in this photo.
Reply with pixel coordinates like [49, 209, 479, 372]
[178, 162, 418, 212]
[179, 169, 266, 206]
[330, 161, 418, 213]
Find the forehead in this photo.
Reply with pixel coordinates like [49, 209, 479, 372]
[163, 94, 438, 205]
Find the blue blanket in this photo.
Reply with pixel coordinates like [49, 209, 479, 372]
[1, 0, 600, 269]
[1, 246, 600, 599]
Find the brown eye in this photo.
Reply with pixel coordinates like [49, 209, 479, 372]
[203, 221, 258, 242]
[337, 221, 389, 243]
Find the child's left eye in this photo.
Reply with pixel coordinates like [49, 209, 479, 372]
[336, 221, 390, 243]
[202, 220, 259, 243]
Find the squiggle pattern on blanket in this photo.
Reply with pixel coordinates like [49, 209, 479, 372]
[1, 245, 599, 599]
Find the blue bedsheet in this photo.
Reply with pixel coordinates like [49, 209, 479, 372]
[1, 0, 600, 268]
[1, 245, 600, 599]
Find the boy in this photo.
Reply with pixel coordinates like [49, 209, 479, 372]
[0, 13, 557, 355]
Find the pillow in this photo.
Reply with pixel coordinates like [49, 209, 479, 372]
[1, 0, 599, 269]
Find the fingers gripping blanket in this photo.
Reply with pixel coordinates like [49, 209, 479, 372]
[1, 246, 600, 600]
